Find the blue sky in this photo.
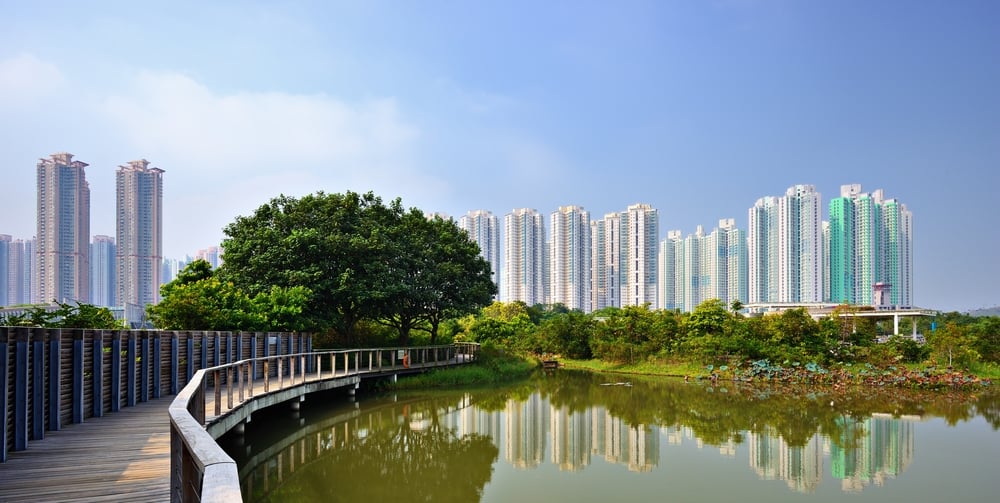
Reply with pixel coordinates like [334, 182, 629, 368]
[1, 0, 997, 311]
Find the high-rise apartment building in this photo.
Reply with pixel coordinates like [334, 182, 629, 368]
[91, 235, 116, 307]
[828, 185, 912, 306]
[682, 226, 704, 312]
[590, 213, 621, 310]
[503, 208, 546, 306]
[748, 196, 779, 304]
[7, 238, 35, 305]
[593, 204, 659, 309]
[194, 246, 223, 269]
[0, 235, 9, 307]
[37, 153, 90, 304]
[748, 185, 823, 304]
[116, 159, 164, 308]
[672, 221, 746, 312]
[161, 257, 187, 286]
[459, 210, 501, 296]
[622, 204, 659, 308]
[657, 230, 684, 311]
[549, 205, 591, 312]
[720, 219, 749, 309]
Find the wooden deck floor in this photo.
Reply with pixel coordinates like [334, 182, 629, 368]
[0, 399, 171, 502]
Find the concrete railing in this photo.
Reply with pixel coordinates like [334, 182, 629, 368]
[168, 343, 478, 502]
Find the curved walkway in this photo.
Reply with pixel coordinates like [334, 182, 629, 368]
[0, 399, 170, 502]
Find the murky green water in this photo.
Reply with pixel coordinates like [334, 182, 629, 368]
[222, 370, 1000, 502]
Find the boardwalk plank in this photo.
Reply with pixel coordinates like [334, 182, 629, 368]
[0, 399, 171, 502]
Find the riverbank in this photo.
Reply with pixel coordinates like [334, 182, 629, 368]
[559, 357, 996, 390]
[385, 353, 536, 390]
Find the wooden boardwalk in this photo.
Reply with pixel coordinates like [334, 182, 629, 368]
[0, 399, 171, 502]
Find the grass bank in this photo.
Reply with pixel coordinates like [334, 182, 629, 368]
[558, 357, 997, 389]
[386, 353, 536, 390]
[559, 358, 703, 377]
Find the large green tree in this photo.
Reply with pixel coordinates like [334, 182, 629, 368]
[378, 212, 495, 345]
[219, 191, 495, 344]
[148, 259, 312, 331]
[218, 191, 397, 339]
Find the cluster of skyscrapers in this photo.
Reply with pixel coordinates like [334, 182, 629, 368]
[1, 153, 164, 321]
[456, 183, 912, 313]
[2, 158, 912, 318]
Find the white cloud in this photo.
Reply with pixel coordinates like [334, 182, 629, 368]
[96, 70, 444, 257]
[102, 71, 419, 180]
[0, 53, 65, 105]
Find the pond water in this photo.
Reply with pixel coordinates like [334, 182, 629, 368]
[221, 369, 1000, 502]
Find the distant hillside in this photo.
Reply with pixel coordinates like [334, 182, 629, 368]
[968, 306, 1000, 317]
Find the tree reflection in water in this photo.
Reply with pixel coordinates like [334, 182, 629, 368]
[245, 398, 498, 502]
[236, 370, 998, 501]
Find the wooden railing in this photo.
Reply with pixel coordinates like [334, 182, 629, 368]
[169, 343, 479, 503]
[1, 327, 311, 463]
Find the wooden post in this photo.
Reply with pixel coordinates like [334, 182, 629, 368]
[92, 330, 103, 418]
[127, 332, 137, 407]
[306, 335, 313, 373]
[213, 332, 221, 374]
[14, 327, 29, 450]
[1, 328, 9, 462]
[140, 331, 150, 403]
[200, 332, 208, 376]
[263, 334, 272, 378]
[214, 370, 222, 417]
[170, 332, 179, 395]
[247, 361, 254, 398]
[45, 328, 60, 430]
[263, 360, 270, 393]
[32, 331, 44, 439]
[250, 333, 258, 380]
[72, 329, 84, 423]
[111, 332, 121, 412]
[186, 335, 194, 383]
[152, 331, 162, 399]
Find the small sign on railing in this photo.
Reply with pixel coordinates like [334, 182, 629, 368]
[397, 350, 405, 359]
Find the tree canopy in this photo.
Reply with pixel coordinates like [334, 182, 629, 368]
[147, 259, 313, 332]
[215, 191, 496, 343]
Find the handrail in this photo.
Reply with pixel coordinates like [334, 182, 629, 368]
[168, 343, 478, 502]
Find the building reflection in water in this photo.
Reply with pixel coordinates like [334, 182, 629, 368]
[239, 391, 920, 496]
[445, 392, 916, 492]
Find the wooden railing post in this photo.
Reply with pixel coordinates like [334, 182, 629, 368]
[111, 332, 122, 412]
[251, 333, 259, 380]
[32, 330, 44, 439]
[72, 329, 84, 423]
[186, 335, 194, 384]
[247, 362, 254, 398]
[213, 332, 221, 379]
[47, 328, 61, 429]
[214, 369, 222, 417]
[140, 330, 150, 403]
[226, 367, 233, 411]
[1, 327, 9, 462]
[13, 327, 29, 451]
[170, 332, 179, 395]
[127, 332, 137, 407]
[200, 332, 208, 377]
[93, 330, 104, 418]
[263, 360, 270, 393]
[278, 358, 284, 390]
[153, 331, 162, 399]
